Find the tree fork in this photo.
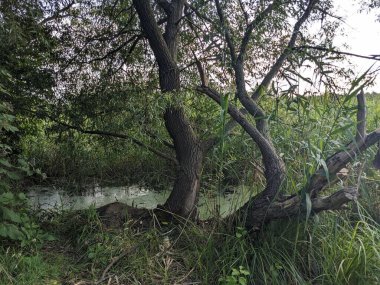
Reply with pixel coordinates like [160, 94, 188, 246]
[133, 0, 204, 217]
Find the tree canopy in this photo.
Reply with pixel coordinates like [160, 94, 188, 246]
[1, 0, 380, 229]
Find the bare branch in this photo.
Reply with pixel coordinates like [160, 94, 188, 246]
[252, 0, 319, 100]
[237, 0, 249, 26]
[26, 108, 178, 165]
[356, 89, 366, 143]
[237, 0, 279, 62]
[39, 0, 75, 25]
[214, 0, 237, 62]
[87, 34, 142, 63]
[57, 121, 178, 165]
[184, 1, 214, 25]
[294, 45, 380, 61]
[191, 50, 209, 87]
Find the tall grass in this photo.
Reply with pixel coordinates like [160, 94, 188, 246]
[1, 205, 378, 284]
[3, 93, 378, 284]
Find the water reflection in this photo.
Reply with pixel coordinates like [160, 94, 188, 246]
[27, 184, 252, 219]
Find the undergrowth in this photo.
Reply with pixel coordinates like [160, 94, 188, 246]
[0, 204, 379, 285]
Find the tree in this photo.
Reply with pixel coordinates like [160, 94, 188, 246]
[3, 0, 380, 229]
[130, 0, 380, 228]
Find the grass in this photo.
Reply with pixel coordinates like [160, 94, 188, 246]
[0, 204, 379, 285]
[1, 93, 379, 284]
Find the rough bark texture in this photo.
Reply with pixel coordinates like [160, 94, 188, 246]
[307, 128, 380, 197]
[133, 0, 204, 217]
[240, 187, 359, 229]
[132, 0, 180, 91]
[163, 108, 203, 217]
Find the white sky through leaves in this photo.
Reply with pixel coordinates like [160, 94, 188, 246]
[334, 0, 380, 91]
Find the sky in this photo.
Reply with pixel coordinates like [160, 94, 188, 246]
[333, 0, 380, 91]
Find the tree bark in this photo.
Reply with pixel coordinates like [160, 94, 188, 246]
[163, 107, 203, 217]
[133, 0, 204, 217]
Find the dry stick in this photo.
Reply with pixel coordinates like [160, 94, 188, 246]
[356, 89, 366, 143]
[294, 45, 380, 61]
[98, 246, 139, 284]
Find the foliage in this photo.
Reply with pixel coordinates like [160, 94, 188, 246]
[1, 207, 379, 284]
[0, 102, 53, 248]
[219, 266, 250, 285]
[0, 0, 379, 283]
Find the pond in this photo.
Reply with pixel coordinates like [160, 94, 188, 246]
[27, 184, 253, 220]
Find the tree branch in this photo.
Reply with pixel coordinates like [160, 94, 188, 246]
[241, 187, 359, 229]
[356, 89, 366, 143]
[197, 86, 285, 200]
[294, 45, 380, 61]
[39, 0, 75, 25]
[214, 0, 237, 62]
[132, 0, 179, 90]
[156, 0, 171, 14]
[237, 0, 279, 63]
[307, 127, 380, 197]
[251, 0, 318, 100]
[26, 109, 178, 165]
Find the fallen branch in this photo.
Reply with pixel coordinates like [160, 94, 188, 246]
[243, 187, 359, 229]
[304, 90, 380, 196]
[98, 246, 138, 283]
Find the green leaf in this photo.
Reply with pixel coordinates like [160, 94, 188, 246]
[0, 192, 14, 203]
[0, 158, 13, 168]
[0, 224, 25, 240]
[239, 267, 250, 276]
[5, 171, 22, 180]
[2, 206, 22, 223]
[331, 123, 353, 135]
[17, 193, 27, 200]
[319, 158, 329, 184]
[238, 277, 247, 285]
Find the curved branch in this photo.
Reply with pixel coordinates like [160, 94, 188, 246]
[25, 109, 178, 164]
[197, 86, 285, 200]
[294, 45, 380, 61]
[241, 187, 359, 229]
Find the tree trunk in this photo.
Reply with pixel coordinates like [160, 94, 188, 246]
[163, 107, 204, 217]
[132, 0, 203, 218]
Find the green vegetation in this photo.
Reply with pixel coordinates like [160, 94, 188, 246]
[1, 0, 380, 284]
[0, 206, 379, 284]
[1, 94, 380, 284]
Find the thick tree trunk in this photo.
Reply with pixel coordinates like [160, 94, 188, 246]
[163, 107, 204, 217]
[133, 0, 203, 218]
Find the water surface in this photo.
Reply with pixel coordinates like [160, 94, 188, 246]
[27, 184, 252, 219]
